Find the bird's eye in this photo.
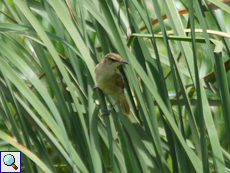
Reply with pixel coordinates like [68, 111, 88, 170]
[109, 58, 117, 62]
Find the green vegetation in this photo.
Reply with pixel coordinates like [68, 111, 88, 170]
[0, 0, 230, 172]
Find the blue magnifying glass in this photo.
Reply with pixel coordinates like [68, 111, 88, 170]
[3, 154, 18, 170]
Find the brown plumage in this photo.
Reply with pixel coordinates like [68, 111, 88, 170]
[95, 53, 130, 115]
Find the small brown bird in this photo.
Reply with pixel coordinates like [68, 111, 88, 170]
[95, 53, 130, 115]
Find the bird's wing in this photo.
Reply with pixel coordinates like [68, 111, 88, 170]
[114, 70, 125, 89]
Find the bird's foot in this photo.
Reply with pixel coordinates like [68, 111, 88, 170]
[93, 84, 98, 90]
[101, 102, 117, 116]
[101, 109, 112, 116]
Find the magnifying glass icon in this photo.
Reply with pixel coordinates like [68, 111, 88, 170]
[3, 154, 18, 170]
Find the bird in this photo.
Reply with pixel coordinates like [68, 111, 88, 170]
[95, 53, 130, 115]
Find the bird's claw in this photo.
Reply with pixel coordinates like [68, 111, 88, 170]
[93, 84, 98, 90]
[101, 102, 118, 116]
[101, 110, 112, 116]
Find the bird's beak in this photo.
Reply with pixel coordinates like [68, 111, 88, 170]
[120, 60, 130, 64]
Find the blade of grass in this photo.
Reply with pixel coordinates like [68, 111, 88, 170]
[0, 57, 87, 172]
[0, 130, 53, 173]
[89, 0, 202, 171]
[13, 1, 93, 171]
[188, 0, 209, 172]
[193, 0, 226, 172]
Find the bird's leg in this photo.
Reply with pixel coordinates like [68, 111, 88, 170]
[101, 101, 118, 116]
[93, 84, 98, 90]
[93, 84, 115, 116]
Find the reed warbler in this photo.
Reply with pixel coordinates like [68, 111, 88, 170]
[95, 53, 130, 115]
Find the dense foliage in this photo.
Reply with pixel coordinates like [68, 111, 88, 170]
[1, 0, 230, 172]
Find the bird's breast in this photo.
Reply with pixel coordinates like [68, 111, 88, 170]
[96, 69, 123, 97]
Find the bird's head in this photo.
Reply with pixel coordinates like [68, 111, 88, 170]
[101, 53, 129, 69]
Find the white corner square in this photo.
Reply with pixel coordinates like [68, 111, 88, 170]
[0, 151, 21, 173]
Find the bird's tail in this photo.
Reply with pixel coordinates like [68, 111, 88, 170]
[117, 93, 130, 115]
